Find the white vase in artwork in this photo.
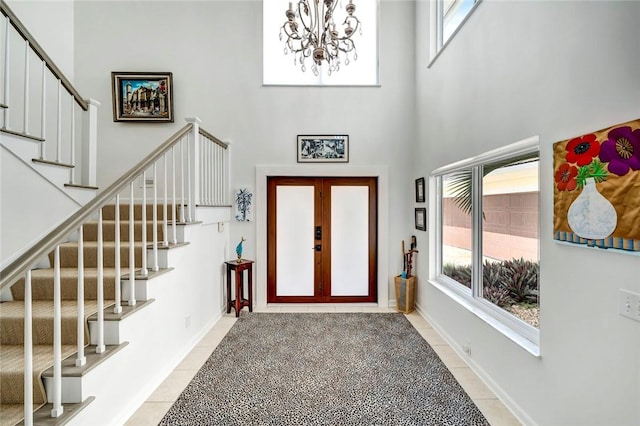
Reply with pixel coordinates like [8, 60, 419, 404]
[567, 177, 617, 240]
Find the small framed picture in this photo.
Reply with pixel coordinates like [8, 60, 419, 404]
[297, 135, 349, 163]
[415, 177, 425, 203]
[111, 71, 174, 122]
[415, 208, 427, 231]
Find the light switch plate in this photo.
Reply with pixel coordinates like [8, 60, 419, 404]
[619, 289, 640, 322]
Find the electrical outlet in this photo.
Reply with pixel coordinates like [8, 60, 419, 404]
[619, 289, 640, 322]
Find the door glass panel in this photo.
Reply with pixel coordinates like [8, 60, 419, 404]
[331, 186, 369, 296]
[276, 186, 315, 296]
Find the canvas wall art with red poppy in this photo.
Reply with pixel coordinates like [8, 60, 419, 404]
[553, 118, 640, 253]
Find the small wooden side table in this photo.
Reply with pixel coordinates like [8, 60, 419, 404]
[225, 259, 254, 317]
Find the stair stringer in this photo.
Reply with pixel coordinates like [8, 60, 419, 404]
[64, 205, 231, 426]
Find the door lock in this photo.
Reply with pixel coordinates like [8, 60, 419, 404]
[315, 226, 322, 240]
[314, 244, 322, 251]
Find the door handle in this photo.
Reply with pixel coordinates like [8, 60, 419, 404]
[313, 244, 321, 251]
[315, 226, 322, 240]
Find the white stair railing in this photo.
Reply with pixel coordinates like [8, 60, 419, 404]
[1, 118, 229, 425]
[0, 2, 98, 187]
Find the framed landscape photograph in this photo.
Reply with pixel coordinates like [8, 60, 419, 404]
[297, 135, 349, 163]
[415, 207, 426, 231]
[112, 71, 173, 122]
[415, 177, 425, 202]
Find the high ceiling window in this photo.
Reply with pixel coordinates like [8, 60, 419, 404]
[430, 0, 482, 65]
[263, 0, 379, 86]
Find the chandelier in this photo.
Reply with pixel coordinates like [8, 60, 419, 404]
[279, 0, 362, 76]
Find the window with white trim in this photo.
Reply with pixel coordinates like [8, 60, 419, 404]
[430, 0, 482, 64]
[432, 137, 540, 350]
[263, 0, 379, 86]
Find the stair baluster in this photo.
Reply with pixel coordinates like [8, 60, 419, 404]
[96, 209, 105, 354]
[152, 163, 159, 271]
[76, 226, 87, 366]
[172, 146, 178, 244]
[52, 246, 63, 417]
[141, 170, 148, 276]
[180, 139, 186, 223]
[163, 152, 169, 247]
[39, 59, 46, 159]
[56, 80, 62, 163]
[23, 39, 29, 134]
[128, 182, 136, 306]
[69, 101, 76, 184]
[24, 270, 34, 426]
[114, 194, 123, 313]
[187, 136, 193, 222]
[3, 15, 10, 130]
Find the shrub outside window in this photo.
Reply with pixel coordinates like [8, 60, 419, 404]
[433, 137, 540, 349]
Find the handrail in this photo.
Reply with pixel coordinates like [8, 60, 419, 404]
[0, 0, 88, 111]
[0, 123, 193, 289]
[199, 128, 228, 148]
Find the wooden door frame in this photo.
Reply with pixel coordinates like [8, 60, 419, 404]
[266, 177, 377, 303]
[256, 165, 389, 308]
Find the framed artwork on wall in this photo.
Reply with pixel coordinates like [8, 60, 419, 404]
[415, 177, 425, 202]
[415, 208, 426, 231]
[553, 117, 640, 254]
[111, 71, 173, 122]
[297, 135, 349, 163]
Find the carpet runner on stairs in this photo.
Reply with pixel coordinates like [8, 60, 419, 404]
[0, 204, 174, 426]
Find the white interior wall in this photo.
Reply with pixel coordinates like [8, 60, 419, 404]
[71, 0, 417, 303]
[415, 1, 640, 425]
[5, 0, 74, 80]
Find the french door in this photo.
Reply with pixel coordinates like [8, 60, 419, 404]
[267, 177, 377, 303]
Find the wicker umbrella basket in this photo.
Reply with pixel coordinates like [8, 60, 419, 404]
[394, 275, 416, 314]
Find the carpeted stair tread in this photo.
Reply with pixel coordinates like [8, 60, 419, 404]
[0, 403, 28, 426]
[51, 242, 144, 268]
[11, 268, 118, 301]
[0, 300, 114, 345]
[83, 220, 167, 242]
[0, 344, 76, 405]
[101, 204, 180, 221]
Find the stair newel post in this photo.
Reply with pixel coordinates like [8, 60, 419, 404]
[152, 162, 159, 271]
[128, 182, 136, 306]
[75, 226, 86, 367]
[23, 40, 29, 134]
[113, 195, 123, 314]
[69, 100, 75, 184]
[96, 208, 105, 354]
[56, 79, 61, 163]
[2, 15, 10, 130]
[39, 60, 46, 159]
[162, 152, 169, 247]
[172, 145, 178, 245]
[81, 99, 100, 187]
[141, 170, 148, 276]
[51, 246, 64, 418]
[186, 117, 202, 222]
[23, 269, 33, 426]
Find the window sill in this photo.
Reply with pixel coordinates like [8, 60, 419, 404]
[427, 278, 541, 358]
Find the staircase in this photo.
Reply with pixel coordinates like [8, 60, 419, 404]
[1, 3, 232, 423]
[0, 205, 148, 425]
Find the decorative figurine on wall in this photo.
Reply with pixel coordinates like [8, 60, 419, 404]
[236, 237, 246, 262]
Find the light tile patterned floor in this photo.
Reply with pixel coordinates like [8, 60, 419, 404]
[125, 307, 521, 426]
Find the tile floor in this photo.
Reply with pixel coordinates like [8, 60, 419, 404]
[125, 306, 521, 426]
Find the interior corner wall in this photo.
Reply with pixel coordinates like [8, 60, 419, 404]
[415, 1, 640, 425]
[5, 0, 75, 80]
